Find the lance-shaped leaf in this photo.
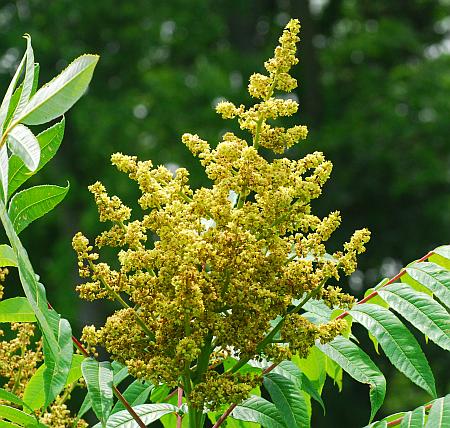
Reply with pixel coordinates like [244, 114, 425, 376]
[264, 372, 309, 427]
[406, 262, 450, 307]
[8, 118, 65, 198]
[0, 404, 40, 426]
[17, 54, 99, 125]
[95, 403, 178, 428]
[232, 396, 287, 428]
[0, 388, 35, 413]
[42, 310, 73, 407]
[400, 405, 425, 427]
[11, 34, 34, 121]
[0, 297, 35, 322]
[0, 200, 60, 364]
[430, 246, 450, 270]
[0, 244, 17, 267]
[8, 183, 69, 234]
[7, 124, 40, 171]
[0, 145, 9, 201]
[82, 358, 114, 427]
[316, 336, 386, 422]
[0, 45, 26, 133]
[378, 283, 450, 351]
[111, 379, 153, 414]
[23, 354, 84, 411]
[425, 394, 450, 427]
[350, 304, 436, 398]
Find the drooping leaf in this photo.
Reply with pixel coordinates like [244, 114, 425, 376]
[0, 244, 17, 267]
[292, 346, 327, 393]
[7, 124, 40, 171]
[425, 394, 450, 427]
[406, 262, 450, 307]
[11, 34, 34, 122]
[0, 388, 31, 412]
[325, 356, 343, 391]
[379, 283, 450, 351]
[350, 304, 436, 398]
[111, 380, 153, 414]
[95, 403, 178, 428]
[317, 336, 386, 422]
[264, 372, 309, 427]
[231, 396, 286, 428]
[0, 297, 35, 322]
[8, 118, 65, 198]
[8, 183, 69, 234]
[42, 310, 73, 407]
[17, 55, 99, 125]
[81, 358, 114, 427]
[400, 405, 425, 427]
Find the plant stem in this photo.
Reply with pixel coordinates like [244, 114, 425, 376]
[176, 387, 183, 428]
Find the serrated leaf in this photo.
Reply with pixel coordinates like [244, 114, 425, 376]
[350, 304, 436, 398]
[0, 244, 17, 267]
[0, 297, 35, 322]
[81, 358, 114, 427]
[7, 124, 40, 171]
[232, 396, 286, 428]
[8, 183, 69, 234]
[400, 405, 425, 427]
[317, 336, 386, 421]
[42, 312, 73, 407]
[379, 283, 450, 351]
[406, 262, 450, 307]
[325, 356, 343, 391]
[111, 380, 153, 414]
[96, 403, 178, 428]
[425, 394, 450, 427]
[264, 372, 309, 427]
[17, 54, 99, 125]
[8, 118, 65, 198]
[292, 346, 326, 393]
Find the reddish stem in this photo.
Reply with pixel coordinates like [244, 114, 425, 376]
[212, 251, 434, 428]
[386, 403, 433, 427]
[177, 387, 183, 428]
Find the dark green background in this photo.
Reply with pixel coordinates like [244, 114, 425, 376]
[1, 0, 449, 426]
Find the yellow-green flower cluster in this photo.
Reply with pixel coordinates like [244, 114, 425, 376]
[73, 19, 370, 410]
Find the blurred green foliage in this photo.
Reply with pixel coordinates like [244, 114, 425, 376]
[1, 0, 449, 426]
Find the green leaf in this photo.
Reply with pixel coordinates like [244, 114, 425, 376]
[81, 358, 114, 427]
[232, 396, 287, 428]
[8, 183, 69, 234]
[42, 311, 73, 407]
[0, 146, 9, 202]
[316, 336, 386, 422]
[17, 55, 99, 125]
[0, 388, 30, 411]
[0, 297, 35, 322]
[111, 380, 153, 414]
[325, 356, 343, 391]
[400, 405, 425, 427]
[350, 304, 436, 397]
[0, 43, 26, 133]
[11, 34, 34, 122]
[425, 394, 450, 427]
[97, 403, 178, 428]
[292, 346, 327, 393]
[406, 262, 450, 307]
[7, 124, 40, 171]
[378, 283, 450, 351]
[0, 244, 17, 267]
[23, 354, 84, 411]
[8, 118, 65, 198]
[264, 372, 309, 427]
[0, 405, 37, 426]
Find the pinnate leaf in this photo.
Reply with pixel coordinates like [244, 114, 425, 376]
[0, 297, 35, 322]
[232, 396, 287, 428]
[7, 124, 40, 171]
